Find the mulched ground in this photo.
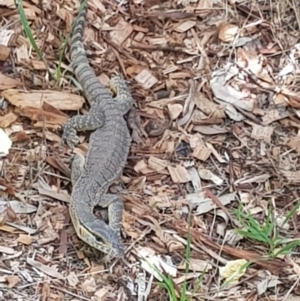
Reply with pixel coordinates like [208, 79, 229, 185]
[1, 0, 300, 300]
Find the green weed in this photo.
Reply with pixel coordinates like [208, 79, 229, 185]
[234, 201, 300, 258]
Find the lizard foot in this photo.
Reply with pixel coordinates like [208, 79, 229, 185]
[60, 124, 80, 151]
[127, 107, 146, 144]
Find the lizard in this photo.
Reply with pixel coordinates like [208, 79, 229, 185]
[60, 0, 139, 258]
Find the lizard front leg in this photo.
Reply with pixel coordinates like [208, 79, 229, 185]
[61, 110, 105, 150]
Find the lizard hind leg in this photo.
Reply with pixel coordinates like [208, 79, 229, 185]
[110, 75, 135, 115]
[93, 193, 123, 237]
[110, 75, 144, 143]
[71, 153, 85, 185]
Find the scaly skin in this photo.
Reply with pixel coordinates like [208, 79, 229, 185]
[61, 0, 136, 258]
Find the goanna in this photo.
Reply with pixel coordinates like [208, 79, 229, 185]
[61, 0, 136, 258]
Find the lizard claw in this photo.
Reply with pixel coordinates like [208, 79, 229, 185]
[60, 124, 80, 151]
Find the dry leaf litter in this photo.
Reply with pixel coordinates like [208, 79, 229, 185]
[0, 0, 300, 300]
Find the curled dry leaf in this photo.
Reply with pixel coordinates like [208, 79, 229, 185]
[194, 92, 225, 119]
[198, 169, 223, 185]
[0, 129, 12, 156]
[218, 23, 239, 43]
[81, 277, 97, 293]
[219, 259, 248, 284]
[5, 275, 20, 288]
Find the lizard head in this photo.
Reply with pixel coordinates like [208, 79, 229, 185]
[83, 220, 124, 258]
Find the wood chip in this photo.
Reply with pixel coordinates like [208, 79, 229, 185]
[17, 234, 32, 245]
[0, 45, 11, 61]
[167, 165, 191, 183]
[135, 70, 158, 89]
[26, 257, 64, 280]
[1, 89, 85, 111]
[251, 124, 274, 143]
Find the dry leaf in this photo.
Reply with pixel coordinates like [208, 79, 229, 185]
[5, 275, 20, 288]
[198, 169, 223, 185]
[0, 129, 12, 156]
[81, 277, 97, 293]
[219, 259, 248, 284]
[218, 23, 239, 43]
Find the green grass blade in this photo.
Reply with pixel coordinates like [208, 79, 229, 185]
[274, 240, 300, 257]
[281, 202, 300, 227]
[15, 0, 43, 59]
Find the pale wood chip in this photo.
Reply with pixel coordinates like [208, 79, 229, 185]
[147, 156, 168, 173]
[17, 234, 32, 245]
[31, 60, 47, 70]
[0, 224, 16, 233]
[192, 143, 211, 161]
[167, 165, 191, 183]
[134, 160, 154, 175]
[135, 70, 158, 90]
[94, 288, 109, 301]
[194, 92, 226, 118]
[0, 128, 12, 156]
[0, 74, 22, 90]
[1, 89, 85, 110]
[0, 245, 15, 254]
[38, 188, 70, 203]
[109, 18, 133, 45]
[0, 45, 11, 61]
[234, 174, 270, 185]
[218, 23, 239, 43]
[26, 257, 64, 280]
[206, 142, 226, 163]
[0, 200, 37, 214]
[67, 272, 79, 287]
[175, 20, 196, 33]
[16, 44, 30, 63]
[262, 108, 290, 125]
[0, 112, 19, 128]
[167, 103, 183, 120]
[251, 124, 274, 143]
[198, 169, 223, 185]
[0, 28, 14, 45]
[174, 272, 203, 285]
[193, 125, 228, 135]
[281, 170, 300, 184]
[286, 138, 300, 153]
[148, 195, 171, 208]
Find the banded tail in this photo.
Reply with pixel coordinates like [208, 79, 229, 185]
[70, 0, 111, 106]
